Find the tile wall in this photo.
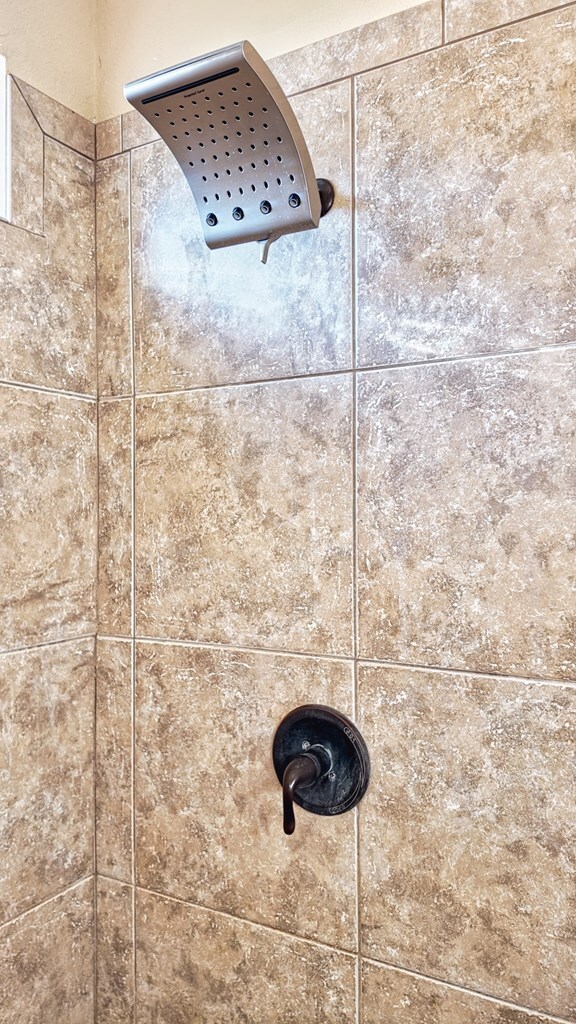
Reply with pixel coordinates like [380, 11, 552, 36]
[2, 0, 575, 1020]
[95, 1, 576, 1020]
[0, 81, 97, 1019]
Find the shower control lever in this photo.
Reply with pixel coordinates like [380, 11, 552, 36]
[273, 705, 370, 836]
[282, 754, 321, 835]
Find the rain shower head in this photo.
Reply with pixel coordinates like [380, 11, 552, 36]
[124, 41, 334, 263]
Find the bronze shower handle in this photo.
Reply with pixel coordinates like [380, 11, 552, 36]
[282, 754, 321, 835]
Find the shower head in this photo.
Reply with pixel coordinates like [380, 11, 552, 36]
[124, 41, 334, 263]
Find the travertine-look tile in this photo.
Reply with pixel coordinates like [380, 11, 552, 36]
[136, 890, 356, 1024]
[356, 8, 576, 367]
[135, 376, 353, 654]
[97, 155, 132, 396]
[0, 880, 94, 1024]
[131, 80, 351, 391]
[446, 0, 574, 40]
[97, 117, 122, 160]
[358, 664, 576, 1018]
[362, 961, 564, 1024]
[10, 80, 44, 235]
[136, 643, 356, 948]
[0, 138, 96, 394]
[0, 387, 97, 651]
[14, 77, 95, 159]
[96, 877, 135, 1024]
[270, 0, 441, 95]
[357, 351, 576, 678]
[0, 639, 94, 923]
[98, 401, 132, 634]
[96, 640, 132, 880]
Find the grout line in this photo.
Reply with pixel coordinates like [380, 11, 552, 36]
[438, 0, 576, 46]
[93, 146, 99, 1024]
[93, 873, 98, 1024]
[0, 377, 97, 401]
[0, 633, 96, 658]
[350, 74, 359, 667]
[0, 875, 94, 931]
[127, 340, 576, 400]
[361, 956, 576, 1024]
[126, 880, 357, 958]
[128, 142, 139, 1024]
[96, 634, 576, 689]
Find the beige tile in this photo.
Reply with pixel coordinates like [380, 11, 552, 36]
[358, 664, 576, 1018]
[0, 138, 96, 394]
[135, 376, 353, 654]
[10, 80, 44, 235]
[270, 1, 441, 95]
[356, 8, 576, 367]
[97, 117, 123, 160]
[0, 640, 94, 923]
[0, 879, 94, 1024]
[96, 877, 135, 1024]
[98, 400, 132, 634]
[0, 387, 97, 651]
[131, 80, 351, 391]
[136, 889, 356, 1024]
[362, 961, 564, 1024]
[96, 640, 133, 881]
[122, 109, 159, 150]
[357, 351, 576, 679]
[446, 0, 574, 40]
[14, 77, 95, 159]
[136, 643, 356, 948]
[97, 155, 132, 396]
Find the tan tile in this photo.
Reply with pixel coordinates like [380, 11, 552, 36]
[97, 155, 132, 396]
[136, 889, 356, 1024]
[98, 401, 132, 634]
[362, 961, 564, 1024]
[121, 109, 159, 150]
[10, 80, 44, 235]
[0, 387, 97, 650]
[135, 376, 353, 654]
[97, 117, 123, 160]
[96, 878, 135, 1024]
[357, 351, 576, 679]
[356, 9, 576, 367]
[446, 0, 574, 40]
[358, 664, 576, 1017]
[14, 77, 95, 159]
[270, 1, 441, 95]
[136, 642, 356, 948]
[131, 80, 351, 391]
[0, 879, 94, 1023]
[96, 640, 132, 881]
[0, 640, 94, 923]
[0, 138, 96, 394]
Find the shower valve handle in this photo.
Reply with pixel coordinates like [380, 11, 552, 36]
[282, 754, 321, 835]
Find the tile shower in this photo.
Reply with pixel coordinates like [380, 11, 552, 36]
[1, 0, 575, 1021]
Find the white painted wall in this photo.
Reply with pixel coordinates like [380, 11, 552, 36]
[1, 0, 419, 122]
[97, 0, 421, 121]
[0, 0, 97, 119]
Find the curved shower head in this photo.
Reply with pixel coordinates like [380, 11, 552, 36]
[124, 41, 334, 263]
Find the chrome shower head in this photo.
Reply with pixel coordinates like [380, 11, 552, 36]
[124, 41, 334, 263]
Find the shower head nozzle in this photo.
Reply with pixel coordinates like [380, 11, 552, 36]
[124, 41, 332, 262]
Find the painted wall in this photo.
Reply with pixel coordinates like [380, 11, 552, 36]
[0, 0, 97, 119]
[96, 0, 421, 120]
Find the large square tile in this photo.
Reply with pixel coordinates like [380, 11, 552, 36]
[357, 351, 576, 678]
[136, 890, 355, 1024]
[135, 376, 353, 654]
[356, 8, 576, 366]
[136, 642, 356, 948]
[131, 80, 351, 391]
[0, 639, 94, 922]
[0, 386, 97, 651]
[358, 664, 576, 1017]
